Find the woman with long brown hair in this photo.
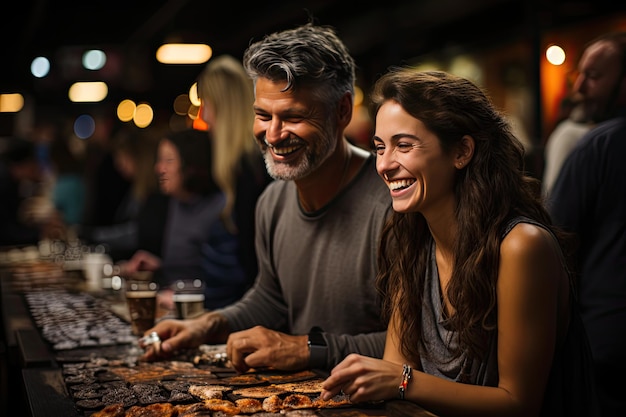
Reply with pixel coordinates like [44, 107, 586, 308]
[321, 69, 599, 417]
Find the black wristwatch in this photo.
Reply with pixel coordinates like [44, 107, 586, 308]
[307, 327, 327, 369]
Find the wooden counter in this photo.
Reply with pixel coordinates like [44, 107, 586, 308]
[0, 263, 438, 417]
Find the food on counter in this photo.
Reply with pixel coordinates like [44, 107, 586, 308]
[271, 378, 325, 394]
[62, 355, 355, 415]
[231, 384, 287, 398]
[235, 397, 264, 413]
[131, 383, 169, 404]
[175, 402, 212, 416]
[192, 343, 229, 367]
[256, 369, 318, 383]
[24, 290, 135, 350]
[262, 394, 283, 413]
[203, 398, 240, 413]
[282, 393, 314, 410]
[188, 384, 229, 400]
[90, 403, 125, 417]
[312, 392, 352, 409]
[108, 361, 216, 384]
[215, 373, 263, 386]
[125, 402, 175, 417]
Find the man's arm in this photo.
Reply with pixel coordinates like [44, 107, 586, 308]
[321, 331, 387, 369]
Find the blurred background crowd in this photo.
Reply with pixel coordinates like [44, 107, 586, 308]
[2, 0, 625, 294]
[1, 0, 625, 295]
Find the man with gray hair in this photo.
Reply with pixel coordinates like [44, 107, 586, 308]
[141, 23, 391, 373]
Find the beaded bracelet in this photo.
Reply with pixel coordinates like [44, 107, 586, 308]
[398, 363, 412, 400]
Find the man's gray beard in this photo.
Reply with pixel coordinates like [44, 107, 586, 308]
[261, 123, 337, 181]
[263, 152, 312, 181]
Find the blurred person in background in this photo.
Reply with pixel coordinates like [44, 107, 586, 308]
[122, 54, 274, 308]
[0, 136, 64, 246]
[196, 54, 273, 284]
[29, 112, 59, 181]
[548, 31, 626, 417]
[120, 128, 248, 311]
[541, 95, 593, 197]
[48, 123, 87, 228]
[78, 126, 160, 261]
[141, 23, 391, 374]
[81, 113, 131, 229]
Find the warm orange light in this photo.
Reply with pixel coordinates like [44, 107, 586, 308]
[156, 44, 212, 64]
[68, 81, 108, 102]
[192, 103, 208, 131]
[117, 99, 136, 122]
[0, 93, 25, 112]
[133, 103, 154, 128]
[189, 83, 201, 106]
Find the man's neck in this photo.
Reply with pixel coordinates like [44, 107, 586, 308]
[296, 141, 366, 212]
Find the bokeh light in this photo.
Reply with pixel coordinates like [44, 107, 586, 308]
[133, 103, 154, 128]
[74, 114, 96, 139]
[0, 93, 25, 112]
[546, 45, 566, 65]
[117, 99, 136, 122]
[31, 56, 51, 78]
[173, 94, 191, 116]
[83, 49, 107, 70]
[156, 44, 212, 64]
[68, 81, 108, 102]
[189, 83, 201, 107]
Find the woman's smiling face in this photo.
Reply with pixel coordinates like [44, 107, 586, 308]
[373, 100, 458, 215]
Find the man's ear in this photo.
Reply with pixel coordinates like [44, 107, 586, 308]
[338, 92, 353, 128]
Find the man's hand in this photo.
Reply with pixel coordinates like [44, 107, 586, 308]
[226, 326, 309, 373]
[140, 312, 230, 361]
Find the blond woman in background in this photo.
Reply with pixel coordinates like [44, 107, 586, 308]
[197, 55, 273, 284]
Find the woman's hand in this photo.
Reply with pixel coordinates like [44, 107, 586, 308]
[321, 354, 402, 403]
